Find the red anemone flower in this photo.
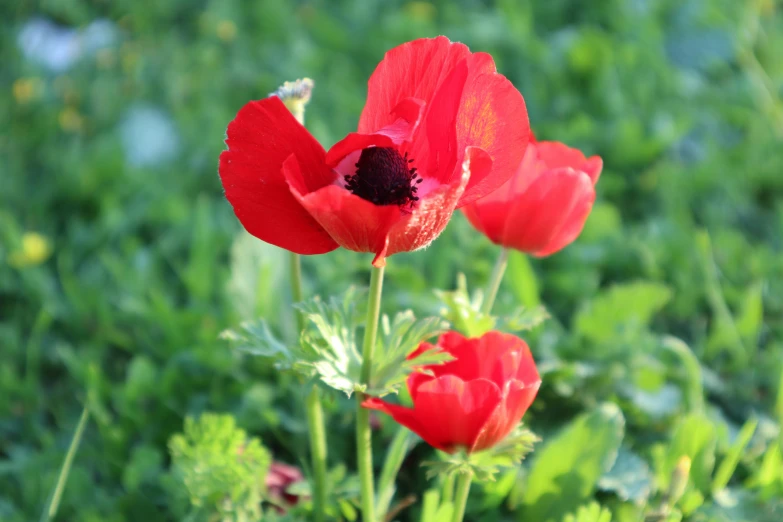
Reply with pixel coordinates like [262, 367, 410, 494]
[461, 137, 602, 257]
[219, 37, 530, 266]
[363, 331, 540, 454]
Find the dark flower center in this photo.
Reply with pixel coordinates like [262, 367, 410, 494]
[344, 147, 422, 206]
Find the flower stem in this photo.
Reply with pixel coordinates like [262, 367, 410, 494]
[357, 265, 386, 522]
[305, 387, 328, 522]
[481, 248, 509, 315]
[289, 252, 327, 522]
[289, 252, 305, 331]
[451, 471, 473, 522]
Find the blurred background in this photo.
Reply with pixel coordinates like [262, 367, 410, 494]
[2, 0, 783, 521]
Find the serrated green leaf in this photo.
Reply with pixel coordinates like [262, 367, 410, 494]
[295, 287, 365, 396]
[422, 426, 538, 483]
[435, 273, 495, 337]
[370, 311, 450, 396]
[499, 305, 550, 332]
[522, 403, 625, 522]
[220, 318, 292, 363]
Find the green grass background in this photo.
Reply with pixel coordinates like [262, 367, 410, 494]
[2, 0, 783, 520]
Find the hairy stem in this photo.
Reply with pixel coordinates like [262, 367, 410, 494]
[451, 471, 473, 522]
[357, 265, 386, 522]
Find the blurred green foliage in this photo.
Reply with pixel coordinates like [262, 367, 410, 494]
[2, 0, 783, 521]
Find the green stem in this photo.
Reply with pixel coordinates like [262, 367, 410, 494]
[451, 471, 473, 522]
[289, 252, 327, 522]
[41, 406, 89, 522]
[481, 248, 509, 315]
[440, 473, 455, 504]
[357, 265, 386, 522]
[305, 388, 328, 522]
[289, 252, 305, 331]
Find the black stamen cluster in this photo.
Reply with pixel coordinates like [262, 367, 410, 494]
[344, 147, 423, 207]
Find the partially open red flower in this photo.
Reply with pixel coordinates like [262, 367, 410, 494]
[219, 37, 530, 266]
[265, 461, 305, 510]
[461, 139, 602, 257]
[363, 331, 540, 453]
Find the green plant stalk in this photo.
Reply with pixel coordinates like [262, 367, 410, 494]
[41, 405, 89, 522]
[376, 428, 412, 517]
[451, 471, 473, 522]
[305, 387, 328, 522]
[440, 472, 456, 504]
[290, 252, 328, 522]
[481, 248, 510, 315]
[357, 265, 386, 522]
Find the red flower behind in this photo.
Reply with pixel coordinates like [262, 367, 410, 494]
[363, 331, 540, 453]
[219, 37, 530, 266]
[265, 461, 304, 510]
[462, 139, 602, 257]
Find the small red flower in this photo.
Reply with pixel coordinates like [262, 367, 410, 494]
[461, 139, 602, 256]
[363, 331, 540, 453]
[265, 461, 304, 509]
[219, 37, 530, 266]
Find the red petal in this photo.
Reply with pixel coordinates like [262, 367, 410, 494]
[471, 378, 540, 452]
[362, 397, 436, 447]
[325, 133, 397, 169]
[426, 331, 531, 390]
[365, 375, 502, 453]
[284, 157, 404, 261]
[358, 36, 471, 134]
[453, 55, 530, 206]
[501, 168, 596, 256]
[378, 146, 485, 265]
[535, 141, 603, 184]
[219, 97, 338, 254]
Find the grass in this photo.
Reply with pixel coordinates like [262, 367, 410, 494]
[2, 0, 783, 521]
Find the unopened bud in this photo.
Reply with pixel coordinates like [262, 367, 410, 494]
[667, 455, 691, 507]
[271, 78, 314, 125]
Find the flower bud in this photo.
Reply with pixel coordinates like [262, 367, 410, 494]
[271, 78, 314, 125]
[667, 455, 692, 507]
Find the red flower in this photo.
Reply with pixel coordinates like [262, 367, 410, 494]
[363, 331, 540, 453]
[219, 37, 530, 266]
[461, 139, 602, 256]
[265, 461, 304, 509]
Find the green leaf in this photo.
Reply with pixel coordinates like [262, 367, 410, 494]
[220, 318, 292, 363]
[167, 413, 270, 520]
[370, 311, 450, 397]
[712, 416, 758, 492]
[435, 273, 495, 337]
[659, 413, 717, 494]
[562, 502, 613, 522]
[226, 230, 285, 322]
[296, 287, 365, 396]
[691, 489, 783, 522]
[522, 403, 625, 522]
[499, 305, 550, 333]
[422, 426, 539, 483]
[574, 282, 672, 344]
[736, 282, 763, 349]
[598, 446, 653, 504]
